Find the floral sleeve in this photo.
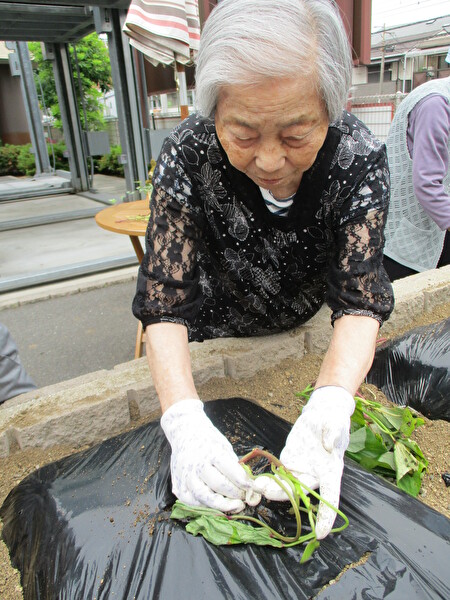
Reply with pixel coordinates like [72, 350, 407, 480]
[132, 139, 204, 330]
[327, 147, 394, 325]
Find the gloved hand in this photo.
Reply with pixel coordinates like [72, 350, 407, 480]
[253, 386, 355, 539]
[161, 399, 260, 513]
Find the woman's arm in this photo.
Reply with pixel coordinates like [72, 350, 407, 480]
[145, 321, 199, 413]
[145, 320, 257, 512]
[254, 314, 380, 537]
[315, 314, 379, 395]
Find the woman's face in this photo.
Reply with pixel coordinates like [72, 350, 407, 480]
[215, 77, 329, 199]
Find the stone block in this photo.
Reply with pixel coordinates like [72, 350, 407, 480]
[424, 282, 450, 313]
[219, 328, 305, 380]
[0, 431, 8, 458]
[302, 306, 333, 354]
[126, 381, 160, 420]
[14, 392, 131, 451]
[112, 357, 149, 379]
[385, 267, 450, 335]
[192, 353, 226, 385]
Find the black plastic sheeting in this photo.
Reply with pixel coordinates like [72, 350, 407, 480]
[1, 398, 450, 599]
[367, 318, 450, 421]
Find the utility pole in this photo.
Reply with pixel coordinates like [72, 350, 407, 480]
[379, 25, 386, 97]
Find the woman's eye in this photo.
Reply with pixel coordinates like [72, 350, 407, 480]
[234, 136, 256, 145]
[283, 137, 304, 147]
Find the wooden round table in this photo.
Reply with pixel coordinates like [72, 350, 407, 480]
[94, 199, 149, 263]
[95, 199, 150, 358]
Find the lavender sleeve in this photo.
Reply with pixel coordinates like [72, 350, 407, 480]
[408, 94, 450, 230]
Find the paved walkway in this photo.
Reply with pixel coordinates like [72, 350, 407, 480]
[0, 174, 145, 387]
[0, 174, 137, 291]
[0, 172, 71, 201]
[0, 270, 139, 388]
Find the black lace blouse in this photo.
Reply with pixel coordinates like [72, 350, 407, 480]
[132, 111, 394, 342]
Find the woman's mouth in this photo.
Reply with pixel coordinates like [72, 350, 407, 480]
[258, 177, 283, 186]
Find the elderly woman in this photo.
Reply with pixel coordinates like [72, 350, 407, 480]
[133, 0, 394, 539]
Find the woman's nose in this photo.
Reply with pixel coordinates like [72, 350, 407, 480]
[254, 142, 285, 173]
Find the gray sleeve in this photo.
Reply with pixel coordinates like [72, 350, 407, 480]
[0, 323, 37, 404]
[408, 94, 450, 230]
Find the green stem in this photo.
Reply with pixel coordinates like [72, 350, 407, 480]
[256, 471, 302, 541]
[294, 479, 349, 533]
[240, 448, 305, 543]
[361, 408, 398, 440]
[240, 448, 284, 469]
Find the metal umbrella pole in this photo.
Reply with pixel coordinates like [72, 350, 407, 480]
[123, 0, 200, 120]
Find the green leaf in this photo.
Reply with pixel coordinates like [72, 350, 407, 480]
[377, 407, 404, 431]
[348, 427, 367, 453]
[394, 442, 418, 482]
[186, 515, 285, 547]
[348, 424, 389, 459]
[171, 501, 223, 521]
[399, 407, 422, 437]
[354, 455, 395, 475]
[401, 439, 428, 463]
[350, 402, 367, 427]
[300, 540, 320, 563]
[171, 501, 285, 547]
[376, 451, 396, 471]
[397, 470, 423, 497]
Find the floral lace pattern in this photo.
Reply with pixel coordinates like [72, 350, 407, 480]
[133, 112, 394, 341]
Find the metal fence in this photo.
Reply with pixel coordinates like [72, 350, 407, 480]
[349, 92, 407, 142]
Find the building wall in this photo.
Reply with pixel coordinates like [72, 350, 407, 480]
[352, 80, 399, 98]
[0, 64, 30, 145]
[352, 65, 368, 85]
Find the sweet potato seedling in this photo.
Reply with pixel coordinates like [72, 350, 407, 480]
[297, 384, 428, 496]
[171, 448, 349, 563]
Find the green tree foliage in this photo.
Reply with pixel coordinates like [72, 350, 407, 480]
[29, 34, 112, 131]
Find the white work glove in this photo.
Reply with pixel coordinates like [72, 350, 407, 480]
[161, 399, 260, 513]
[253, 386, 355, 539]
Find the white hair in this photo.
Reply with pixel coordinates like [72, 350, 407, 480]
[195, 0, 353, 122]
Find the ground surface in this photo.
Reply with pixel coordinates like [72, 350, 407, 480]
[1, 303, 449, 599]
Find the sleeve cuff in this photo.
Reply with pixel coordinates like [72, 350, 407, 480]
[331, 309, 384, 327]
[140, 315, 191, 331]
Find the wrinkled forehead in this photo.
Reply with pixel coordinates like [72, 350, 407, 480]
[215, 76, 326, 127]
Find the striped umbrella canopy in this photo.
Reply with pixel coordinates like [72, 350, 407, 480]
[124, 0, 200, 66]
[123, 0, 200, 119]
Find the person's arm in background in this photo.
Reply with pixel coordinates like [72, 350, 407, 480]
[0, 323, 37, 404]
[409, 94, 450, 231]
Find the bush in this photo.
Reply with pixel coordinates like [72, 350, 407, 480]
[94, 144, 124, 177]
[47, 141, 70, 171]
[17, 144, 36, 176]
[0, 142, 153, 180]
[0, 142, 70, 176]
[0, 144, 22, 175]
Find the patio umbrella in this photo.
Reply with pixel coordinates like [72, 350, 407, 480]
[123, 0, 201, 119]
